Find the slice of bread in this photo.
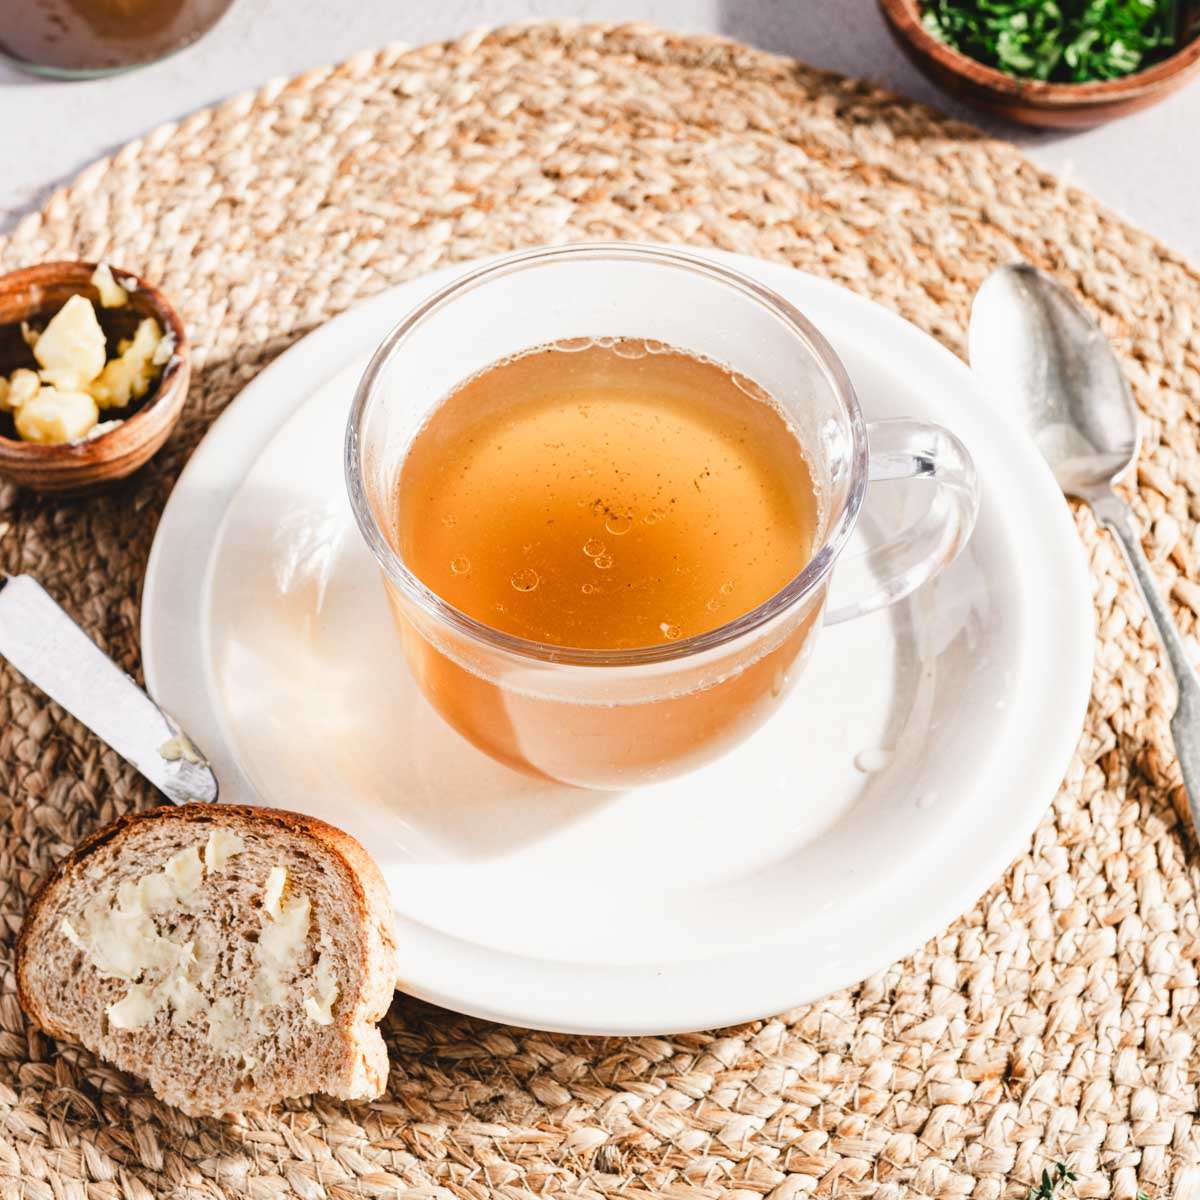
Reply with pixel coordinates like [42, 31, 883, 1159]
[16, 804, 398, 1118]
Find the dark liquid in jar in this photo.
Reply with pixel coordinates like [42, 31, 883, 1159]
[1, 0, 235, 73]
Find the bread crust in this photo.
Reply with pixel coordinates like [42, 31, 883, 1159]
[16, 803, 399, 1111]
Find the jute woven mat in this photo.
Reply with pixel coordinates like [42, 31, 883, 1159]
[1, 21, 1199, 1200]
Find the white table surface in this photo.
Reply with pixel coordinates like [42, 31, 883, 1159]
[1, 0, 1197, 262]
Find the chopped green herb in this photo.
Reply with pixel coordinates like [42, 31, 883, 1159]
[921, 0, 1180, 83]
[1026, 1162, 1078, 1200]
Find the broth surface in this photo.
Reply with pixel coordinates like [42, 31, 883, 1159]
[396, 340, 819, 650]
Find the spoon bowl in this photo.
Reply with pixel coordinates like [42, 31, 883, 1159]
[969, 264, 1137, 502]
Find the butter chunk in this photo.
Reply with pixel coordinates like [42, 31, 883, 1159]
[89, 317, 163, 410]
[161, 943, 205, 1023]
[303, 949, 340, 1026]
[14, 387, 99, 444]
[0, 369, 41, 413]
[159, 732, 202, 764]
[165, 845, 205, 898]
[34, 294, 106, 389]
[107, 984, 158, 1030]
[152, 331, 175, 366]
[65, 901, 178, 981]
[91, 263, 129, 309]
[262, 866, 287, 920]
[203, 828, 244, 874]
[107, 946, 203, 1030]
[254, 890, 311, 1008]
[115, 845, 204, 914]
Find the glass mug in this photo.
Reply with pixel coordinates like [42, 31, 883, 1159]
[347, 243, 978, 790]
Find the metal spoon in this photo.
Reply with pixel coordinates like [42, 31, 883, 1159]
[0, 574, 218, 805]
[969, 263, 1200, 836]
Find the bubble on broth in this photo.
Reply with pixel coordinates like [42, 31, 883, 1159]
[510, 568, 540, 592]
[551, 337, 595, 353]
[731, 372, 773, 405]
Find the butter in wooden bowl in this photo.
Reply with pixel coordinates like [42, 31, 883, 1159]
[0, 261, 190, 492]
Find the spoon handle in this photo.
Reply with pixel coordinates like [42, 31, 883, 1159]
[1092, 493, 1200, 832]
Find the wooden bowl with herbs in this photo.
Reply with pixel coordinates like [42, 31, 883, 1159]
[880, 0, 1200, 128]
[0, 262, 189, 492]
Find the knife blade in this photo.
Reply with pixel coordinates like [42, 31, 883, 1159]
[0, 575, 218, 805]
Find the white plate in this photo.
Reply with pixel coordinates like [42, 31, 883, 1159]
[143, 250, 1093, 1035]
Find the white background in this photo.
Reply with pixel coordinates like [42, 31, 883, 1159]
[1, 0, 1198, 261]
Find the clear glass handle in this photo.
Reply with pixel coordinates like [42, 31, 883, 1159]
[825, 418, 979, 625]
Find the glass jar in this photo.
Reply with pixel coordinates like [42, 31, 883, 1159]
[1, 0, 236, 78]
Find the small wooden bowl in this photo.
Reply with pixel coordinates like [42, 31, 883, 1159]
[0, 262, 190, 492]
[880, 0, 1200, 128]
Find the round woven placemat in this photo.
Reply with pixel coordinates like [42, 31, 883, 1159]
[2, 21, 1199, 1200]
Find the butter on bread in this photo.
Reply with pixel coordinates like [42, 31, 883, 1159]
[16, 805, 398, 1118]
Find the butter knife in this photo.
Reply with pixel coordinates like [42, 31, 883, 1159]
[0, 575, 218, 805]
